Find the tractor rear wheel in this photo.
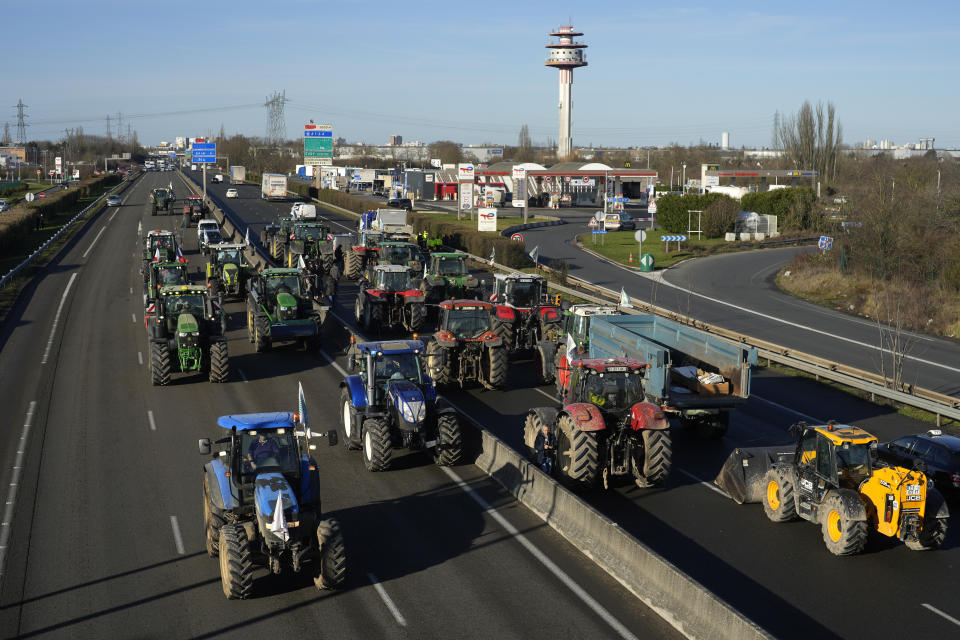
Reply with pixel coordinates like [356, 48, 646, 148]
[408, 303, 426, 333]
[821, 494, 869, 556]
[761, 468, 797, 522]
[345, 251, 363, 280]
[522, 412, 546, 461]
[487, 346, 507, 389]
[361, 418, 392, 472]
[425, 340, 451, 385]
[219, 524, 253, 599]
[433, 413, 463, 466]
[339, 388, 361, 450]
[633, 430, 672, 488]
[535, 342, 554, 385]
[255, 316, 271, 353]
[556, 414, 599, 488]
[203, 476, 225, 557]
[150, 341, 170, 386]
[491, 317, 514, 351]
[209, 340, 229, 383]
[315, 518, 346, 590]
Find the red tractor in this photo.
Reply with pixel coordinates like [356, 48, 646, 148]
[524, 358, 671, 489]
[424, 300, 508, 390]
[489, 273, 561, 353]
[354, 264, 426, 335]
[344, 229, 382, 280]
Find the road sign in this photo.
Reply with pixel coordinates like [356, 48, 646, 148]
[594, 211, 605, 221]
[511, 233, 523, 242]
[512, 166, 526, 208]
[192, 142, 216, 163]
[460, 183, 474, 211]
[478, 207, 497, 232]
[304, 124, 333, 166]
[660, 235, 687, 242]
[591, 229, 607, 235]
[639, 253, 654, 270]
[634, 230, 646, 242]
[609, 196, 630, 204]
[25, 192, 34, 202]
[588, 217, 598, 228]
[648, 200, 657, 214]
[818, 236, 834, 250]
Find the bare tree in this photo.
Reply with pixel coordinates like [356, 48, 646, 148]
[516, 124, 533, 162]
[773, 101, 843, 180]
[1, 122, 10, 145]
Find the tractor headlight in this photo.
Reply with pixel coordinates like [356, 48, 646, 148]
[279, 305, 296, 320]
[400, 399, 425, 424]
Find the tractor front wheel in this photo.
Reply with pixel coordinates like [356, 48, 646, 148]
[219, 524, 254, 599]
[203, 476, 225, 557]
[556, 414, 599, 488]
[433, 413, 463, 466]
[821, 494, 869, 556]
[633, 430, 672, 488]
[315, 518, 347, 590]
[209, 340, 229, 383]
[339, 388, 361, 450]
[150, 341, 170, 386]
[362, 418, 392, 472]
[762, 468, 797, 522]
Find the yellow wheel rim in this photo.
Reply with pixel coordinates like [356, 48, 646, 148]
[766, 480, 780, 510]
[827, 510, 842, 542]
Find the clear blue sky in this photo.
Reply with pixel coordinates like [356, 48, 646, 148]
[7, 0, 960, 148]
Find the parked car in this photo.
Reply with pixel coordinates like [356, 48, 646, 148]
[0, 199, 8, 212]
[603, 212, 635, 231]
[878, 429, 960, 498]
[106, 195, 122, 207]
[225, 188, 238, 198]
[387, 197, 413, 211]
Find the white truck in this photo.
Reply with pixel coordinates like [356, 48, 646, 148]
[372, 209, 414, 236]
[261, 173, 287, 201]
[230, 166, 246, 184]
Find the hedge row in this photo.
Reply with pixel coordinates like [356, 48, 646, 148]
[740, 188, 816, 229]
[654, 193, 732, 234]
[0, 181, 28, 198]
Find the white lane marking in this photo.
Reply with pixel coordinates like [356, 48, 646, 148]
[922, 604, 960, 627]
[169, 516, 185, 555]
[148, 410, 157, 431]
[238, 368, 248, 382]
[534, 387, 556, 402]
[41, 273, 78, 364]
[367, 572, 407, 627]
[0, 401, 37, 579]
[675, 468, 727, 497]
[650, 272, 960, 374]
[440, 465, 640, 640]
[81, 226, 106, 259]
[138, 351, 143, 366]
[319, 350, 348, 377]
[131, 313, 136, 323]
[109, 209, 118, 222]
[751, 395, 822, 423]
[129, 287, 133, 295]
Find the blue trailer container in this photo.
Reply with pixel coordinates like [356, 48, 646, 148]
[588, 314, 757, 437]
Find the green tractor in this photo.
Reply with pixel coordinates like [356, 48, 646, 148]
[261, 215, 296, 263]
[140, 229, 180, 276]
[246, 268, 325, 352]
[420, 253, 482, 305]
[369, 240, 424, 280]
[147, 285, 229, 385]
[143, 261, 190, 326]
[150, 188, 173, 215]
[206, 243, 249, 301]
[284, 221, 336, 274]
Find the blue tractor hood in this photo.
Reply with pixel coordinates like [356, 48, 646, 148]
[388, 379, 427, 424]
[253, 472, 300, 521]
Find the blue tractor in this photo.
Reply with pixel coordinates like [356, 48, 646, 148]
[339, 339, 463, 471]
[199, 409, 345, 599]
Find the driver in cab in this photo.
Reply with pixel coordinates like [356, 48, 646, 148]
[586, 375, 607, 407]
[247, 433, 280, 470]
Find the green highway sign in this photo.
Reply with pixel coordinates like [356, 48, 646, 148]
[304, 123, 333, 166]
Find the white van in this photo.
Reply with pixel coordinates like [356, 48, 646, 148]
[294, 203, 317, 220]
[197, 219, 219, 244]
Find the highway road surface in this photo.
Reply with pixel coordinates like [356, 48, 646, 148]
[0, 171, 680, 640]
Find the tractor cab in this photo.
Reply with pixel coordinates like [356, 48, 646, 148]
[431, 254, 468, 277]
[159, 285, 215, 334]
[348, 340, 427, 405]
[291, 221, 330, 240]
[491, 273, 549, 309]
[376, 241, 422, 270]
[796, 425, 878, 491]
[145, 230, 178, 262]
[209, 243, 244, 270]
[564, 359, 647, 413]
[561, 305, 621, 354]
[370, 264, 414, 293]
[438, 301, 495, 340]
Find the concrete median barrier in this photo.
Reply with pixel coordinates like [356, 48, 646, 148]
[471, 425, 771, 640]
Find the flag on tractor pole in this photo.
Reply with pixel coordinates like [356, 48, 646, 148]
[298, 255, 306, 270]
[176, 245, 186, 263]
[244, 227, 250, 246]
[298, 380, 310, 434]
[566, 332, 577, 360]
[269, 495, 289, 542]
[489, 246, 496, 266]
[619, 287, 633, 308]
[154, 248, 161, 262]
[528, 245, 539, 265]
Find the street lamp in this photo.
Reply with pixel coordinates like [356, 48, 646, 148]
[682, 163, 687, 193]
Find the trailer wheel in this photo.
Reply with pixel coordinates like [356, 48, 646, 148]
[487, 346, 508, 389]
[361, 418, 392, 472]
[433, 413, 463, 466]
[634, 429, 671, 488]
[556, 413, 599, 488]
[219, 524, 254, 599]
[821, 494, 869, 556]
[315, 518, 347, 590]
[761, 468, 797, 522]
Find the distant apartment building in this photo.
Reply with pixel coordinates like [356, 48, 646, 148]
[388, 135, 403, 146]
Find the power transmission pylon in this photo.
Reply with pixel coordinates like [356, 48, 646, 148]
[14, 98, 28, 145]
[264, 90, 288, 146]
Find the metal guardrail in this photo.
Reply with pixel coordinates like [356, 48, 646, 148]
[0, 176, 136, 290]
[456, 249, 960, 425]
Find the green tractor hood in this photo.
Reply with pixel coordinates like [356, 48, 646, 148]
[177, 313, 200, 334]
[222, 262, 239, 284]
[276, 292, 297, 308]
